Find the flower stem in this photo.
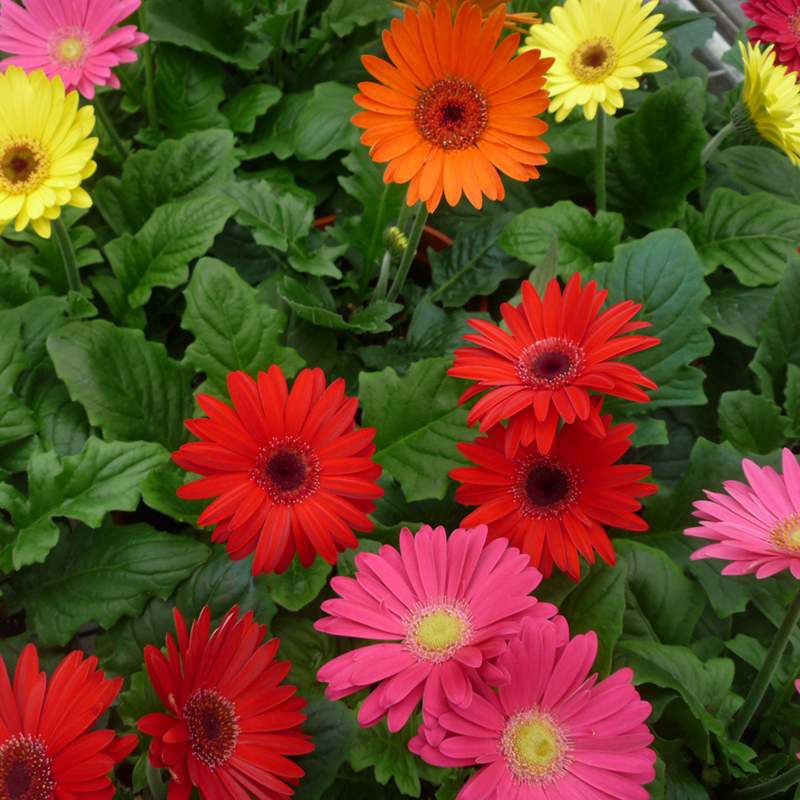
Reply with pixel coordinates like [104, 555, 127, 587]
[595, 109, 607, 212]
[728, 762, 800, 800]
[701, 121, 735, 164]
[52, 217, 81, 294]
[386, 205, 429, 304]
[729, 586, 800, 743]
[93, 94, 130, 160]
[369, 198, 413, 304]
[138, 3, 158, 130]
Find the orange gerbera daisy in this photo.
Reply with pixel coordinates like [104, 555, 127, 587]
[353, 0, 553, 212]
[395, 0, 541, 32]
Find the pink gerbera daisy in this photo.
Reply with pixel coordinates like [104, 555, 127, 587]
[315, 524, 556, 731]
[410, 616, 656, 800]
[0, 0, 148, 99]
[742, 0, 800, 78]
[685, 448, 800, 578]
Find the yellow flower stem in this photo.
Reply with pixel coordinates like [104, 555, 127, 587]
[595, 109, 607, 212]
[701, 121, 735, 164]
[52, 217, 82, 294]
[138, 3, 159, 130]
[386, 204, 429, 304]
[93, 94, 130, 160]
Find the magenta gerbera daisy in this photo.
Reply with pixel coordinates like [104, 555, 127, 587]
[743, 0, 800, 78]
[0, 0, 148, 99]
[410, 616, 656, 800]
[685, 448, 800, 579]
[315, 524, 557, 731]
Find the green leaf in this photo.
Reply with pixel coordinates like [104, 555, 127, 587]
[223, 84, 282, 133]
[0, 313, 36, 447]
[689, 189, 800, 285]
[268, 556, 332, 611]
[319, 0, 390, 36]
[607, 79, 707, 229]
[785, 364, 800, 430]
[559, 560, 626, 676]
[94, 129, 240, 235]
[272, 617, 336, 694]
[242, 92, 311, 161]
[21, 521, 210, 646]
[140, 460, 208, 525]
[27, 372, 90, 458]
[47, 320, 195, 451]
[360, 358, 474, 502]
[9, 438, 168, 569]
[701, 282, 774, 347]
[118, 670, 163, 728]
[293, 82, 359, 161]
[106, 195, 237, 311]
[593, 229, 713, 411]
[98, 547, 276, 675]
[429, 214, 530, 308]
[616, 539, 704, 646]
[718, 390, 792, 454]
[498, 201, 624, 277]
[718, 145, 800, 205]
[0, 260, 38, 309]
[182, 258, 304, 397]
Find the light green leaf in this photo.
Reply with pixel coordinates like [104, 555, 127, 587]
[360, 358, 474, 502]
[21, 521, 210, 646]
[140, 460, 208, 525]
[47, 320, 195, 450]
[718, 390, 792, 454]
[223, 84, 282, 133]
[268, 556, 332, 611]
[293, 82, 359, 161]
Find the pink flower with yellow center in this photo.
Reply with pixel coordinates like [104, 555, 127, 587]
[0, 0, 148, 99]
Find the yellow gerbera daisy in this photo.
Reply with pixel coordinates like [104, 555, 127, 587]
[0, 67, 97, 239]
[522, 0, 667, 122]
[740, 41, 800, 166]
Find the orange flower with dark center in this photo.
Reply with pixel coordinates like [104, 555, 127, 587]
[353, 0, 553, 212]
[395, 0, 541, 32]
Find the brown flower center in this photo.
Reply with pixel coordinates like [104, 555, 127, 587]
[570, 37, 618, 83]
[183, 688, 240, 768]
[415, 77, 489, 150]
[251, 436, 320, 504]
[0, 139, 49, 194]
[516, 337, 585, 390]
[514, 457, 580, 519]
[0, 736, 53, 800]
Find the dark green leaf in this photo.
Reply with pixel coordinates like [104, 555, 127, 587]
[27, 372, 90, 458]
[319, 0, 389, 36]
[294, 82, 359, 161]
[719, 146, 800, 205]
[701, 282, 774, 347]
[268, 556, 332, 611]
[272, 618, 336, 695]
[223, 85, 282, 133]
[718, 391, 792, 454]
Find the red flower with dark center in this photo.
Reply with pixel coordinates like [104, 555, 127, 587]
[449, 275, 659, 455]
[138, 606, 314, 800]
[450, 400, 658, 580]
[743, 0, 800, 78]
[0, 645, 136, 800]
[173, 367, 383, 574]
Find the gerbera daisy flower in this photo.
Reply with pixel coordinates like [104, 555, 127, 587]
[742, 0, 800, 78]
[173, 367, 383, 575]
[353, 0, 553, 213]
[0, 67, 97, 239]
[394, 0, 540, 32]
[451, 399, 657, 580]
[449, 275, 659, 456]
[315, 524, 557, 731]
[138, 606, 314, 800]
[522, 0, 667, 121]
[685, 448, 800, 578]
[0, 644, 137, 800]
[0, 0, 148, 99]
[410, 616, 656, 800]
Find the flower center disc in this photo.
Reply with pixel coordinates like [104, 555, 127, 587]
[525, 465, 570, 507]
[570, 37, 618, 83]
[516, 338, 585, 390]
[791, 12, 800, 39]
[252, 437, 320, 505]
[0, 138, 48, 194]
[183, 688, 240, 768]
[0, 735, 54, 800]
[514, 457, 579, 520]
[48, 26, 91, 68]
[415, 77, 489, 150]
[501, 709, 570, 785]
[404, 599, 474, 663]
[771, 512, 800, 553]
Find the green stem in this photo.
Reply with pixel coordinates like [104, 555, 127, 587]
[729, 587, 800, 742]
[595, 109, 607, 212]
[138, 3, 158, 130]
[367, 197, 413, 302]
[294, 0, 309, 44]
[386, 205, 429, 304]
[93, 94, 129, 159]
[728, 762, 800, 800]
[701, 120, 735, 164]
[52, 217, 81, 294]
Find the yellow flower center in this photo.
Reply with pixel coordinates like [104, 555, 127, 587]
[771, 513, 800, 553]
[501, 709, 571, 784]
[0, 138, 49, 195]
[48, 27, 91, 68]
[570, 37, 618, 84]
[416, 612, 462, 650]
[403, 598, 474, 663]
[57, 37, 85, 63]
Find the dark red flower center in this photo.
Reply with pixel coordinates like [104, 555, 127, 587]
[183, 688, 240, 768]
[415, 77, 489, 151]
[514, 457, 580, 519]
[516, 337, 585, 390]
[251, 436, 320, 504]
[0, 736, 53, 800]
[525, 465, 570, 507]
[1, 147, 37, 184]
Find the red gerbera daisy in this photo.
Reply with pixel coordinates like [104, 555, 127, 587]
[450, 400, 658, 580]
[743, 0, 800, 78]
[173, 367, 384, 575]
[449, 275, 659, 455]
[138, 606, 314, 800]
[0, 644, 136, 800]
